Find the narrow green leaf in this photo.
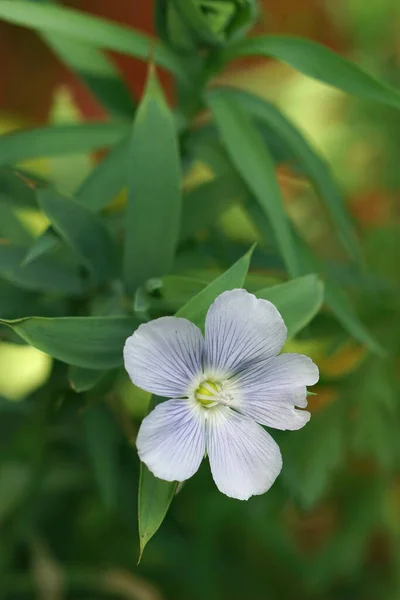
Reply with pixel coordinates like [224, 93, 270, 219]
[38, 190, 117, 284]
[0, 167, 44, 208]
[42, 32, 135, 118]
[0, 1, 187, 81]
[256, 274, 324, 338]
[0, 199, 33, 245]
[0, 122, 128, 167]
[24, 138, 129, 265]
[0, 244, 83, 295]
[176, 245, 254, 328]
[146, 275, 209, 314]
[68, 365, 107, 393]
[324, 280, 384, 356]
[124, 66, 182, 294]
[83, 403, 120, 509]
[226, 88, 362, 262]
[207, 89, 299, 277]
[138, 461, 176, 562]
[76, 138, 129, 211]
[0, 316, 139, 369]
[23, 229, 60, 266]
[247, 198, 383, 354]
[220, 35, 400, 110]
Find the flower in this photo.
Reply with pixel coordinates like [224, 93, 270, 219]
[124, 289, 319, 500]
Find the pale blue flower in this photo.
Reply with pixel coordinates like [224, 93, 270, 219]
[124, 289, 319, 500]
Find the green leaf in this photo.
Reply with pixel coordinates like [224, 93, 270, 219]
[292, 230, 384, 354]
[0, 122, 128, 167]
[282, 401, 346, 509]
[0, 199, 33, 245]
[0, 316, 139, 369]
[76, 138, 129, 211]
[0, 244, 83, 295]
[124, 66, 182, 294]
[247, 197, 383, 354]
[138, 461, 176, 562]
[207, 89, 299, 277]
[256, 274, 324, 338]
[176, 245, 254, 328]
[22, 229, 60, 266]
[324, 279, 384, 356]
[41, 32, 135, 118]
[83, 403, 120, 509]
[0, 167, 44, 208]
[226, 88, 362, 262]
[68, 365, 107, 393]
[24, 138, 129, 265]
[0, 1, 187, 81]
[145, 275, 209, 314]
[220, 35, 400, 110]
[38, 190, 117, 284]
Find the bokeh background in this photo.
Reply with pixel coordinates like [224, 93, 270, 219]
[1, 1, 400, 599]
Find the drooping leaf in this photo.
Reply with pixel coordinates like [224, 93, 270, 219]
[83, 403, 121, 509]
[226, 88, 362, 262]
[0, 1, 187, 80]
[0, 122, 129, 167]
[38, 190, 117, 284]
[220, 35, 400, 110]
[207, 89, 299, 277]
[0, 316, 139, 369]
[124, 66, 182, 294]
[0, 244, 83, 295]
[176, 245, 254, 327]
[247, 198, 383, 354]
[256, 274, 324, 338]
[68, 365, 108, 393]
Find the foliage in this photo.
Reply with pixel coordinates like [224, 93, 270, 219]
[0, 0, 400, 598]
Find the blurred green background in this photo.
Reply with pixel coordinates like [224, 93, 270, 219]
[1, 0, 400, 599]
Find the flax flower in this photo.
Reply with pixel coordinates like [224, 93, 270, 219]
[124, 289, 318, 500]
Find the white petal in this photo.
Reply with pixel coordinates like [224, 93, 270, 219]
[206, 406, 282, 500]
[137, 399, 206, 482]
[124, 317, 204, 397]
[204, 289, 287, 379]
[226, 353, 319, 430]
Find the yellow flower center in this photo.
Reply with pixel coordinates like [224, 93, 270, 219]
[195, 380, 220, 407]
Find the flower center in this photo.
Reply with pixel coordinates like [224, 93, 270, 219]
[195, 380, 221, 408]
